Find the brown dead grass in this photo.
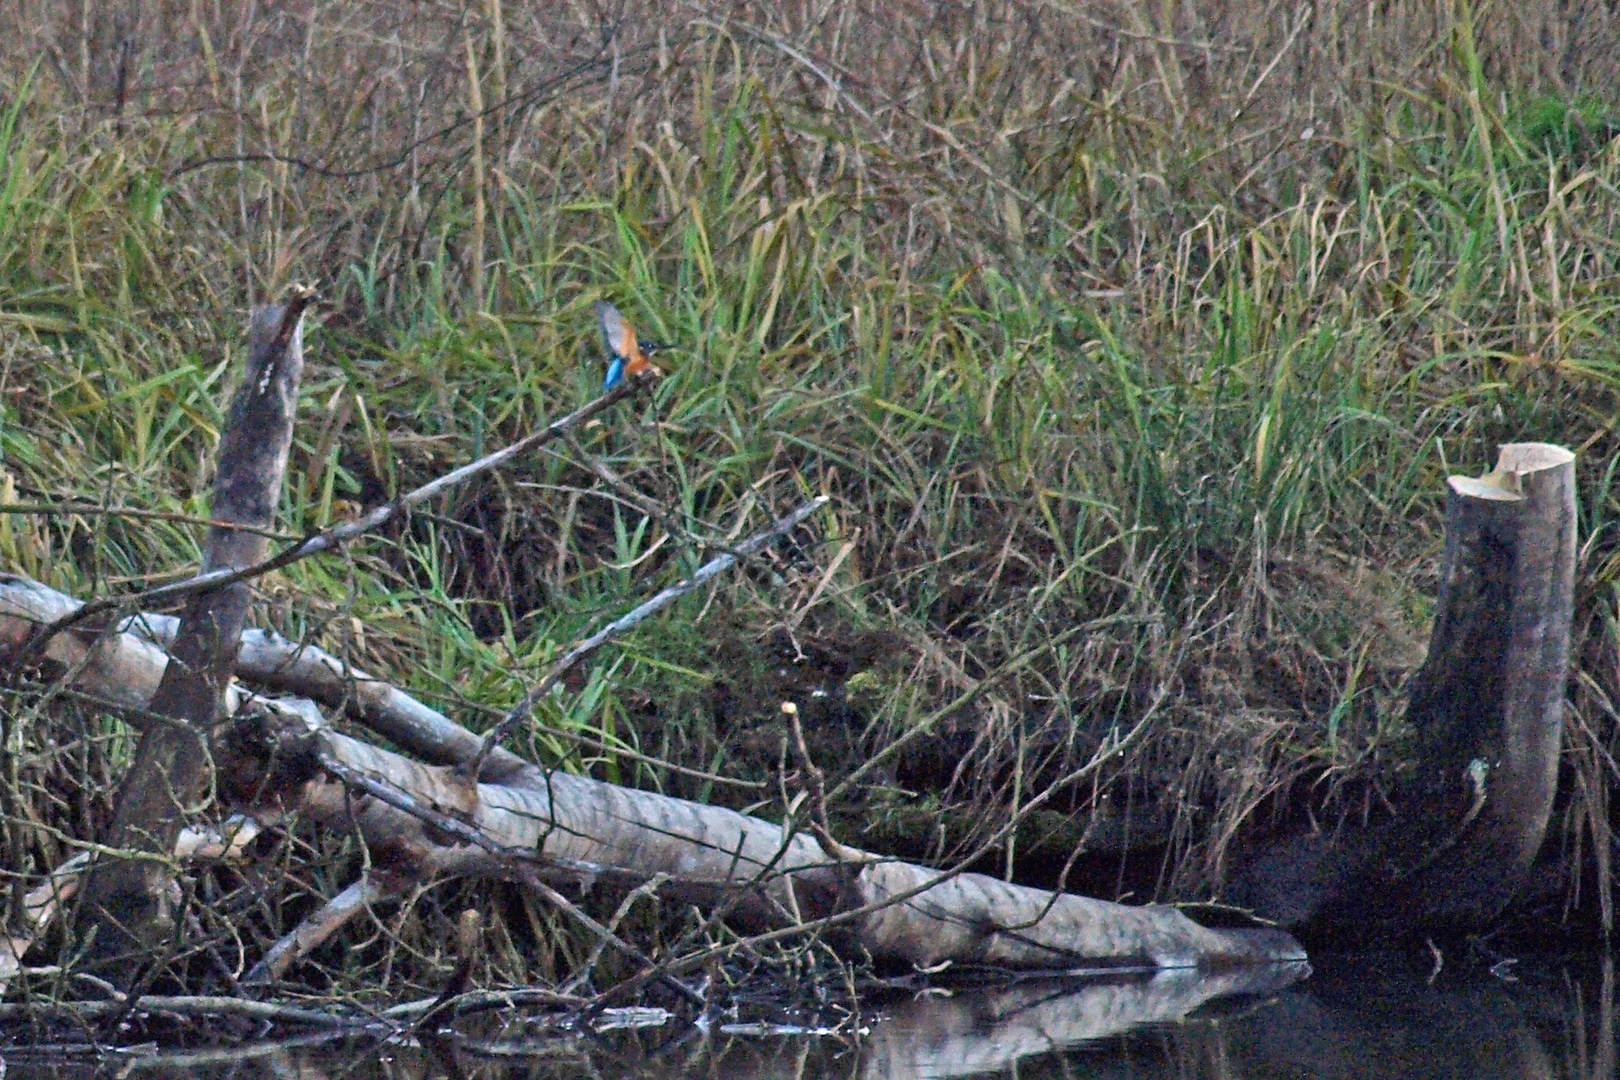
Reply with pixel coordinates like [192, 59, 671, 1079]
[0, 1, 1618, 995]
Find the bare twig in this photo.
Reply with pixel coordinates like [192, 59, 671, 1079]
[0, 993, 384, 1028]
[562, 429, 743, 558]
[560, 872, 671, 996]
[461, 495, 830, 780]
[243, 875, 402, 986]
[10, 370, 655, 662]
[0, 502, 294, 540]
[528, 877, 705, 1007]
[784, 701, 835, 844]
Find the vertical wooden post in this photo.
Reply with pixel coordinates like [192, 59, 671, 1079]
[74, 292, 311, 978]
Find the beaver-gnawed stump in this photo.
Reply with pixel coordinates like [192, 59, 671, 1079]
[1230, 443, 1576, 934]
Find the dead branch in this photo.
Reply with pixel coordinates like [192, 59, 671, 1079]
[0, 993, 384, 1029]
[10, 364, 656, 660]
[464, 494, 831, 777]
[3, 572, 1305, 975]
[244, 875, 403, 985]
[75, 291, 312, 977]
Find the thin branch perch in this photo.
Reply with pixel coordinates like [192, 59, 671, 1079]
[10, 367, 657, 660]
[464, 494, 830, 776]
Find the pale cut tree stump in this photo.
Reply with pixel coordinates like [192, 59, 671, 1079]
[1230, 443, 1577, 931]
[1388, 441, 1577, 924]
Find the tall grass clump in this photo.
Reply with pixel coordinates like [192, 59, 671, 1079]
[1, 0, 1619, 986]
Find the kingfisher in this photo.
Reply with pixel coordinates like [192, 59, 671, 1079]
[594, 300, 663, 390]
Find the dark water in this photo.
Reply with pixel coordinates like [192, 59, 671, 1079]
[2, 951, 1612, 1078]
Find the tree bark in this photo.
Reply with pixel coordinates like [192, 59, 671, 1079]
[216, 701, 1305, 971]
[72, 296, 309, 976]
[2, 576, 1307, 973]
[1383, 441, 1577, 923]
[1229, 443, 1577, 931]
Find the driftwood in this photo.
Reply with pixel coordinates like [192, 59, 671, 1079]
[73, 293, 311, 974]
[0, 575, 1307, 976]
[0, 291, 1306, 995]
[1230, 443, 1577, 930]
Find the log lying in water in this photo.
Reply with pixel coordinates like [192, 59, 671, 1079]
[0, 575, 1306, 974]
[1230, 443, 1577, 931]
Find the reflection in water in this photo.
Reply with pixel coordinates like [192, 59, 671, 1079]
[0, 955, 1610, 1079]
[1217, 952, 1615, 1080]
[860, 963, 1309, 1079]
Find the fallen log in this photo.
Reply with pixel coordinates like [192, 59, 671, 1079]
[0, 575, 1306, 974]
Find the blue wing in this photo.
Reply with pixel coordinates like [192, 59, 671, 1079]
[602, 357, 626, 390]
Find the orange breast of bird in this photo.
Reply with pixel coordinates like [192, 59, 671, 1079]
[622, 344, 651, 378]
[595, 300, 654, 382]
